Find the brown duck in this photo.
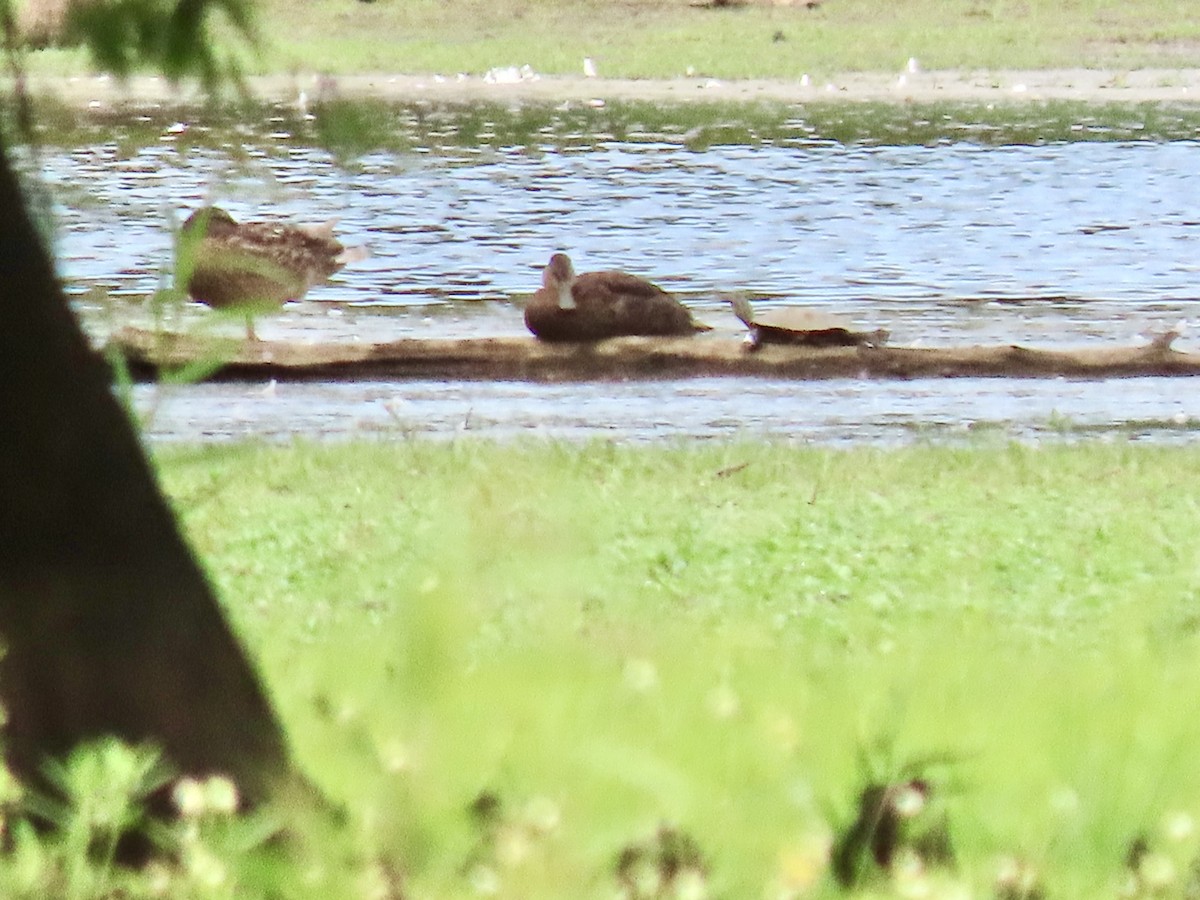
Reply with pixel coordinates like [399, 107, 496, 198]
[524, 252, 711, 341]
[180, 206, 366, 340]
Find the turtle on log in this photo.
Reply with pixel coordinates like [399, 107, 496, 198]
[524, 252, 712, 342]
[180, 206, 367, 341]
[730, 295, 888, 352]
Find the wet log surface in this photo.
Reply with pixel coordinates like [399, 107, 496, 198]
[107, 328, 1200, 382]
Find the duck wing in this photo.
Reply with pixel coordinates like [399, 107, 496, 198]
[574, 271, 702, 336]
[225, 222, 349, 289]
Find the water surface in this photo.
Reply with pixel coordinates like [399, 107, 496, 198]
[39, 98, 1200, 442]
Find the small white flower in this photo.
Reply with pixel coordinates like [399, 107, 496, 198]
[1164, 810, 1195, 842]
[379, 739, 410, 774]
[185, 844, 228, 889]
[627, 858, 662, 897]
[523, 796, 561, 834]
[893, 783, 927, 819]
[674, 866, 708, 900]
[143, 861, 174, 897]
[203, 775, 239, 816]
[172, 778, 207, 819]
[468, 864, 501, 894]
[995, 855, 1041, 896]
[707, 684, 740, 720]
[624, 658, 659, 692]
[1139, 851, 1177, 889]
[1049, 786, 1079, 816]
[775, 831, 830, 893]
[891, 848, 928, 898]
[495, 824, 532, 867]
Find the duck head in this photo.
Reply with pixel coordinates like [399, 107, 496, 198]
[182, 206, 238, 237]
[543, 252, 578, 310]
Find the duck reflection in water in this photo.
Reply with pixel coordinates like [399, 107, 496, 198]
[524, 252, 711, 342]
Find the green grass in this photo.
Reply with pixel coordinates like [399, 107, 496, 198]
[19, 0, 1200, 80]
[241, 0, 1200, 78]
[78, 439, 1200, 897]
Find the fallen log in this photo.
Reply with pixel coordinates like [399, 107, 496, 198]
[106, 327, 1200, 382]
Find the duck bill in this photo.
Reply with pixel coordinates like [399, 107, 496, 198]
[557, 283, 577, 310]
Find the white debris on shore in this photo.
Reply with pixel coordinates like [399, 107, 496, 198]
[483, 64, 539, 85]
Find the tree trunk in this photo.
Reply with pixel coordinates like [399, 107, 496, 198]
[0, 136, 293, 806]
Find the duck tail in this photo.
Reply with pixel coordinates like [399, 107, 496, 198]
[299, 219, 340, 240]
[337, 244, 371, 265]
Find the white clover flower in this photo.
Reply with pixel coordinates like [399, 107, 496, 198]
[185, 844, 228, 889]
[172, 777, 207, 819]
[1163, 810, 1195, 843]
[523, 796, 561, 835]
[379, 739, 410, 774]
[893, 783, 927, 819]
[1048, 786, 1079, 816]
[143, 861, 174, 897]
[892, 849, 928, 898]
[707, 684, 740, 720]
[627, 858, 662, 898]
[468, 863, 500, 895]
[775, 830, 831, 895]
[1138, 851, 1176, 890]
[203, 775, 239, 816]
[674, 866, 708, 900]
[994, 856, 1042, 900]
[495, 823, 532, 867]
[623, 658, 659, 693]
[994, 855, 1022, 888]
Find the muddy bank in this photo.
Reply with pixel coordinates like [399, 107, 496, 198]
[23, 68, 1200, 110]
[109, 328, 1200, 383]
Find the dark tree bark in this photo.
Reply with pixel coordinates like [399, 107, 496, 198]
[0, 135, 294, 805]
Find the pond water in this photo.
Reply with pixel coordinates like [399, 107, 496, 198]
[39, 98, 1200, 443]
[132, 377, 1200, 446]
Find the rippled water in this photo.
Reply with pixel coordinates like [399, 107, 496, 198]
[40, 99, 1200, 442]
[132, 377, 1200, 446]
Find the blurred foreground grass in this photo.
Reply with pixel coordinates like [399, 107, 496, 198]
[142, 439, 1200, 897]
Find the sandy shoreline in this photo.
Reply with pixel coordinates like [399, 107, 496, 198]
[21, 67, 1200, 108]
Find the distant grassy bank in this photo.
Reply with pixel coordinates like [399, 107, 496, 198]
[249, 0, 1200, 79]
[20, 0, 1200, 82]
[144, 440, 1200, 897]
